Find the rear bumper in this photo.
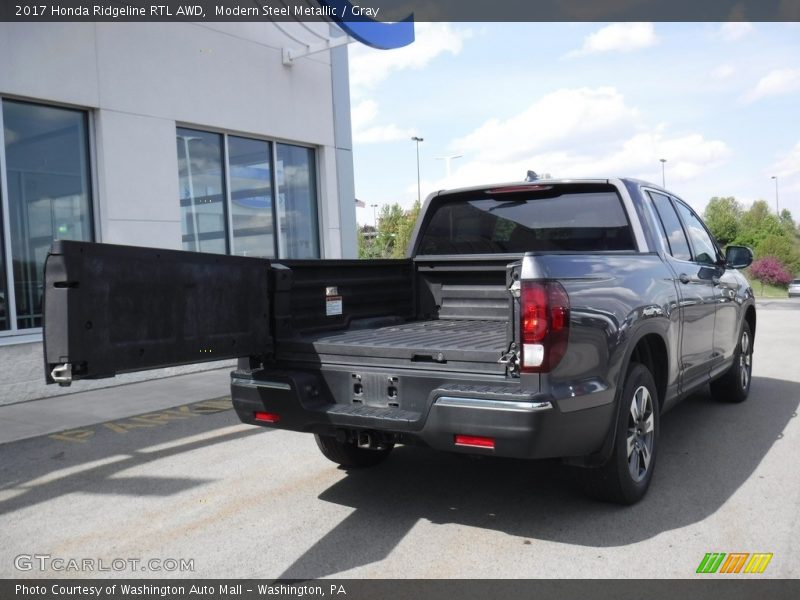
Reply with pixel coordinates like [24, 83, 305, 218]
[231, 367, 615, 460]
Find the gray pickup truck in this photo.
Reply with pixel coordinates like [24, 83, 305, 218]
[42, 178, 755, 504]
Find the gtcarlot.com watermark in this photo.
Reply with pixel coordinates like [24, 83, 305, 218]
[14, 554, 195, 573]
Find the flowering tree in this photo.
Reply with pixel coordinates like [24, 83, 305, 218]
[749, 256, 793, 295]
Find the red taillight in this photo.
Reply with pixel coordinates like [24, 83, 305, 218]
[254, 411, 280, 423]
[520, 281, 570, 373]
[454, 434, 495, 449]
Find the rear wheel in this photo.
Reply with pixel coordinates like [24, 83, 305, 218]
[710, 320, 753, 403]
[589, 363, 659, 505]
[314, 434, 393, 468]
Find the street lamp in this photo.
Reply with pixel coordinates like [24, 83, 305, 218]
[659, 158, 667, 188]
[771, 176, 779, 214]
[370, 203, 378, 227]
[434, 154, 463, 177]
[411, 136, 424, 204]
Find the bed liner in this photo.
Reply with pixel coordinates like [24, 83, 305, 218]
[277, 319, 508, 365]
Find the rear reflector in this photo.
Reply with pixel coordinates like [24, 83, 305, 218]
[454, 434, 495, 449]
[254, 411, 280, 423]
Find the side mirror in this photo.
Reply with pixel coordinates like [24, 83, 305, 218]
[725, 245, 753, 269]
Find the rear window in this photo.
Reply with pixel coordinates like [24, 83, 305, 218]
[417, 184, 635, 255]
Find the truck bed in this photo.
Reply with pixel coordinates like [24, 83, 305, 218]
[277, 318, 508, 370]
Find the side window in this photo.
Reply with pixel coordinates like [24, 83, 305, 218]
[673, 201, 718, 265]
[649, 192, 692, 262]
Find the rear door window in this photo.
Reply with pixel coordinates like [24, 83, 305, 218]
[417, 184, 635, 255]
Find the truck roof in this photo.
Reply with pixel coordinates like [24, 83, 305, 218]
[435, 177, 666, 197]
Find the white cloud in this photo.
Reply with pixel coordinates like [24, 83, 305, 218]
[743, 68, 800, 103]
[349, 23, 470, 97]
[718, 22, 754, 42]
[351, 99, 416, 144]
[712, 64, 735, 80]
[414, 87, 729, 195]
[350, 99, 379, 132]
[453, 87, 640, 163]
[354, 124, 417, 144]
[566, 23, 658, 58]
[770, 142, 800, 178]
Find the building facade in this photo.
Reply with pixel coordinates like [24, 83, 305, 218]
[0, 21, 357, 404]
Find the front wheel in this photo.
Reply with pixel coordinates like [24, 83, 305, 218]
[314, 434, 393, 468]
[589, 363, 659, 505]
[710, 320, 753, 403]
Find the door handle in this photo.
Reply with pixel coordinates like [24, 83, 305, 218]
[679, 272, 718, 286]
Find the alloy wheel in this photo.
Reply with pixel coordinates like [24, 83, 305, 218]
[627, 385, 655, 482]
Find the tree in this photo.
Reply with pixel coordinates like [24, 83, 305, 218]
[749, 256, 793, 295]
[755, 234, 800, 275]
[357, 202, 421, 259]
[735, 200, 783, 249]
[703, 196, 742, 245]
[779, 208, 795, 233]
[374, 203, 406, 257]
[391, 200, 421, 258]
[357, 225, 382, 259]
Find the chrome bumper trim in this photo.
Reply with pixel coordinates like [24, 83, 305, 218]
[435, 396, 552, 412]
[231, 378, 291, 391]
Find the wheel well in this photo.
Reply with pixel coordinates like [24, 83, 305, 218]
[745, 305, 756, 339]
[630, 334, 668, 412]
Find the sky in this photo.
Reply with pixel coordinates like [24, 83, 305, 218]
[347, 22, 800, 226]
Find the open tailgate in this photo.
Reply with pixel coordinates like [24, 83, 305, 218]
[43, 241, 272, 385]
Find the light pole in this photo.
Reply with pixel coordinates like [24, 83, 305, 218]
[411, 136, 424, 204]
[370, 203, 378, 228]
[434, 154, 463, 177]
[771, 175, 779, 214]
[176, 134, 202, 251]
[659, 158, 667, 188]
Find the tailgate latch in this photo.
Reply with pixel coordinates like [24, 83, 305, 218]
[498, 344, 520, 376]
[50, 363, 73, 386]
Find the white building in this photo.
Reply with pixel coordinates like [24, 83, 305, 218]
[0, 21, 357, 404]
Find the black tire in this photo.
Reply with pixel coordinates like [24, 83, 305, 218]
[589, 363, 659, 505]
[314, 434, 393, 468]
[710, 320, 753, 404]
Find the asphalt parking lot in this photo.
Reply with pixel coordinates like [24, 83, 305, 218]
[1, 300, 798, 579]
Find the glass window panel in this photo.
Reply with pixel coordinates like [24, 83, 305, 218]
[276, 144, 319, 259]
[0, 188, 7, 331]
[176, 128, 226, 254]
[418, 187, 635, 254]
[3, 100, 94, 329]
[674, 200, 719, 265]
[649, 191, 692, 262]
[228, 136, 275, 258]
